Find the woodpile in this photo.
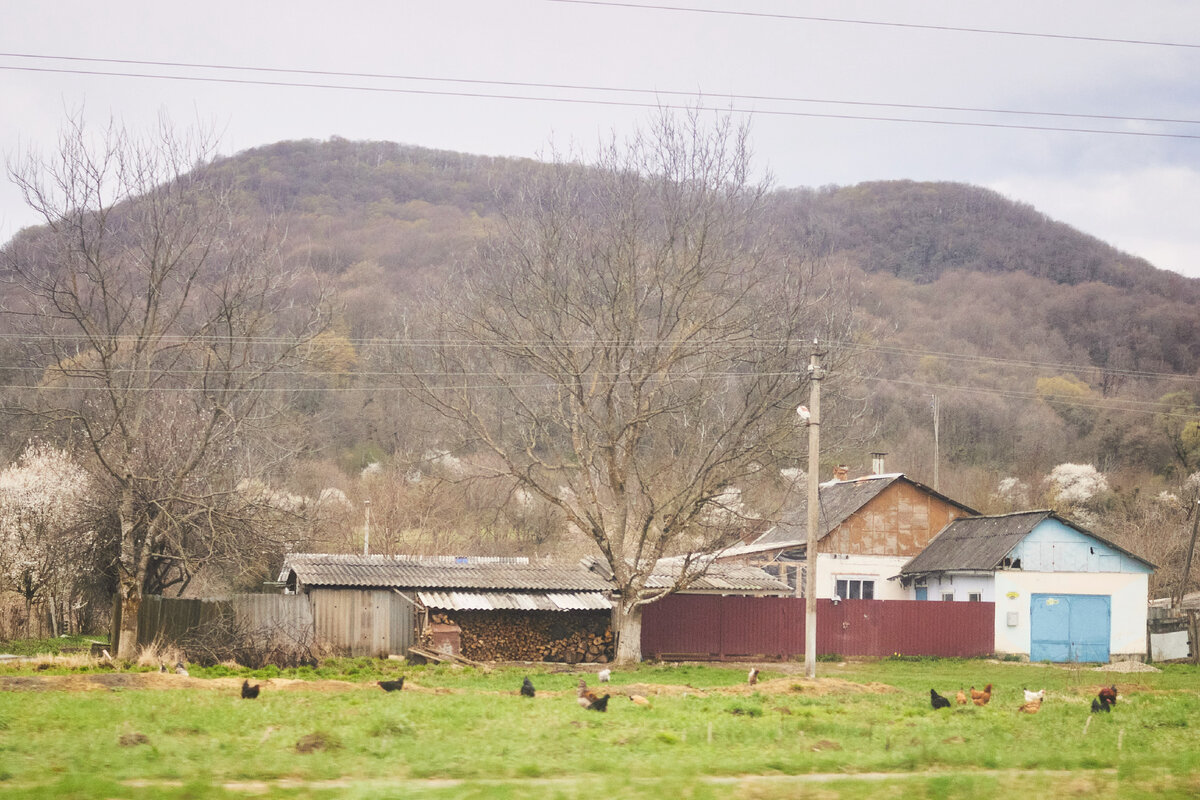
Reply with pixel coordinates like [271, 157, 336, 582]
[431, 610, 613, 663]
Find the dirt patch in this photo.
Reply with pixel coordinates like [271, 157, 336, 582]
[295, 732, 341, 753]
[0, 673, 366, 694]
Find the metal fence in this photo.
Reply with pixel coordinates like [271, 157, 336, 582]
[641, 596, 995, 660]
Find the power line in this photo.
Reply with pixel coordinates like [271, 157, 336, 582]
[547, 0, 1200, 49]
[2, 52, 1196, 128]
[3, 64, 1198, 141]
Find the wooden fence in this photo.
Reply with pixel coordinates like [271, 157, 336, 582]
[134, 590, 415, 659]
[641, 596, 995, 660]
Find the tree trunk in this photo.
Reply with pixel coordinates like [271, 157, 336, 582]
[113, 480, 142, 659]
[612, 601, 644, 664]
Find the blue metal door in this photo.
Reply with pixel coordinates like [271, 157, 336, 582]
[1030, 594, 1110, 662]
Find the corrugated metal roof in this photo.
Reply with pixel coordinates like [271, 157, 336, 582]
[643, 564, 791, 593]
[900, 511, 1051, 575]
[280, 554, 612, 591]
[416, 590, 611, 612]
[750, 474, 978, 549]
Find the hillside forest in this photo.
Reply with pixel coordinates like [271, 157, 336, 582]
[1, 120, 1199, 641]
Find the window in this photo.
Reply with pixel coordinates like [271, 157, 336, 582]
[968, 592, 982, 602]
[941, 592, 955, 602]
[835, 578, 875, 600]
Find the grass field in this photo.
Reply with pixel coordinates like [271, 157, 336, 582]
[0, 649, 1197, 799]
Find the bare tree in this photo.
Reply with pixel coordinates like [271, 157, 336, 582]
[2, 114, 330, 656]
[409, 110, 851, 662]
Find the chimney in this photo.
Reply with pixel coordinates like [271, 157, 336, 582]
[833, 464, 849, 481]
[870, 452, 887, 475]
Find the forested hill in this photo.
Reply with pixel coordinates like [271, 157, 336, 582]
[6, 136, 1200, 497]
[787, 180, 1198, 299]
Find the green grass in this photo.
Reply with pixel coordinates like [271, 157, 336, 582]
[0, 634, 106, 656]
[0, 658, 1198, 799]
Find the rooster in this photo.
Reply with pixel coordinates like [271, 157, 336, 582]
[241, 680, 261, 699]
[930, 689, 951, 710]
[520, 676, 535, 698]
[378, 677, 405, 692]
[577, 679, 608, 711]
[970, 684, 992, 706]
[1023, 688, 1045, 703]
[1097, 685, 1118, 707]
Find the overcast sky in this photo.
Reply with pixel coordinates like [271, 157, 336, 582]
[4, 1, 1200, 277]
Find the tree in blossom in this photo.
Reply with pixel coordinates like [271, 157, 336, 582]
[0, 442, 95, 635]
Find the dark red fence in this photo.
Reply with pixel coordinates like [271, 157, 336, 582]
[641, 596, 994, 660]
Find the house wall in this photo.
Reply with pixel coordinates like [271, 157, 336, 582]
[819, 554, 910, 600]
[821, 481, 971, 557]
[919, 574, 994, 602]
[993, 571, 1149, 659]
[1007, 518, 1154, 574]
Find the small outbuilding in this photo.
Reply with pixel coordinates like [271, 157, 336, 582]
[897, 510, 1155, 662]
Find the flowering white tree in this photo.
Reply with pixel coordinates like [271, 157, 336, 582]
[0, 442, 94, 635]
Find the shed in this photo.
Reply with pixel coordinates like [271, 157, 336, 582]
[898, 510, 1156, 662]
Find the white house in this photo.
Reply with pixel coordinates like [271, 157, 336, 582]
[712, 469, 977, 601]
[897, 510, 1155, 662]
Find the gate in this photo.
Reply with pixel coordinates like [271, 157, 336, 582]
[1030, 593, 1110, 662]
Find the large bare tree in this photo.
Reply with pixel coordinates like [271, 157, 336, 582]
[410, 111, 850, 662]
[2, 115, 330, 656]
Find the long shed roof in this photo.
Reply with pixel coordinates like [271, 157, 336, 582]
[279, 553, 790, 595]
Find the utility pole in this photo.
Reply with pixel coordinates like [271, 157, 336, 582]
[363, 499, 372, 556]
[1175, 500, 1200, 610]
[931, 394, 940, 491]
[804, 342, 825, 680]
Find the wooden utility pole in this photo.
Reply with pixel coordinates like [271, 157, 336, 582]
[931, 394, 940, 491]
[1175, 500, 1200, 610]
[804, 343, 825, 680]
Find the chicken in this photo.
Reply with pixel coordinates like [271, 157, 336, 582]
[175, 661, 189, 677]
[955, 690, 967, 705]
[241, 680, 261, 699]
[1091, 697, 1111, 713]
[577, 678, 608, 711]
[629, 694, 651, 707]
[377, 677, 405, 692]
[598, 668, 611, 683]
[1098, 685, 1118, 707]
[1018, 698, 1042, 714]
[1023, 688, 1045, 703]
[930, 689, 951, 710]
[586, 694, 610, 712]
[520, 676, 536, 698]
[159, 662, 167, 674]
[747, 668, 759, 686]
[970, 684, 992, 706]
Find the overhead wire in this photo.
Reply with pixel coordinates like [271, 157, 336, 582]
[547, 0, 1200, 49]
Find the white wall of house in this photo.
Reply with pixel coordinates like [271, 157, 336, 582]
[819, 553, 910, 600]
[918, 574, 994, 602]
[993, 571, 1149, 659]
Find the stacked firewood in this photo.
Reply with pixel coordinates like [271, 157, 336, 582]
[433, 610, 613, 663]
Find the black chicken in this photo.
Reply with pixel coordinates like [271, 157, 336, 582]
[1091, 697, 1111, 713]
[241, 679, 260, 699]
[378, 677, 405, 692]
[930, 689, 951, 710]
[520, 676, 535, 698]
[586, 693, 610, 712]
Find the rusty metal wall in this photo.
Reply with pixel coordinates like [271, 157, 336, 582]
[642, 596, 994, 660]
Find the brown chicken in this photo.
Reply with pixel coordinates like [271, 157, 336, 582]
[1098, 685, 1118, 706]
[970, 684, 993, 706]
[955, 690, 967, 705]
[1017, 698, 1041, 714]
